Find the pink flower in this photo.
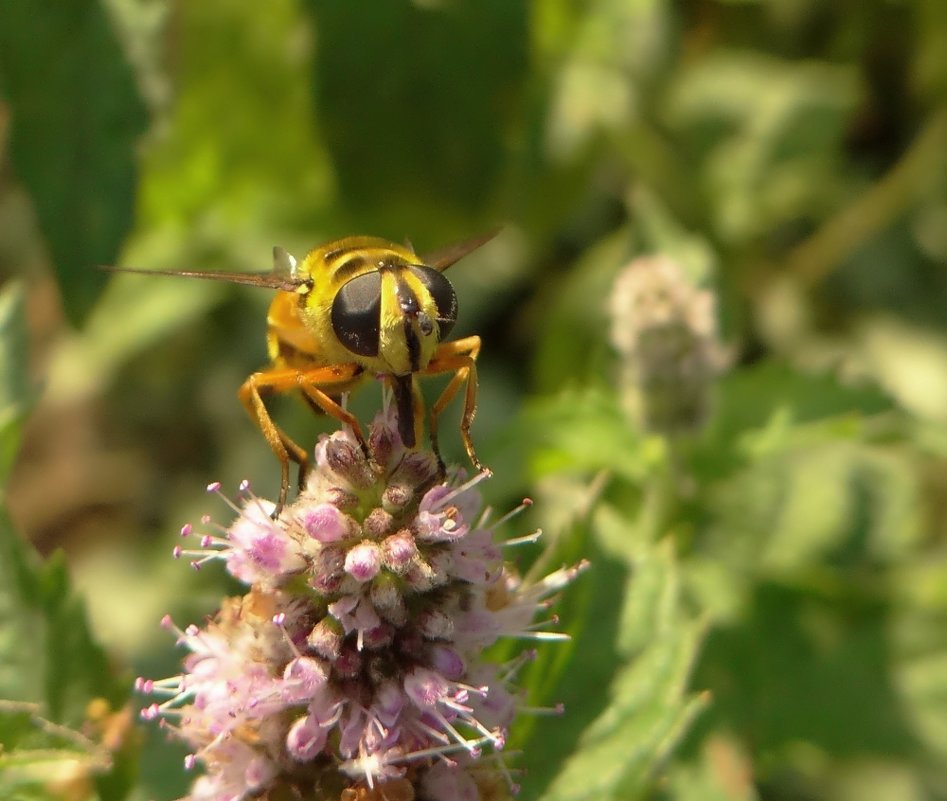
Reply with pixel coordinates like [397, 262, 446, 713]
[140, 414, 586, 801]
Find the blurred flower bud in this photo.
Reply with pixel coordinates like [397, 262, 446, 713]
[609, 255, 725, 434]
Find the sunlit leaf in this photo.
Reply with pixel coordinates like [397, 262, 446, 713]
[540, 541, 707, 801]
[703, 436, 922, 580]
[517, 387, 657, 484]
[0, 512, 125, 719]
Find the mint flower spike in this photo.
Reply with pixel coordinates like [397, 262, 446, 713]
[140, 410, 587, 801]
[608, 254, 725, 435]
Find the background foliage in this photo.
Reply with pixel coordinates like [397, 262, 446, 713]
[1, 1, 947, 799]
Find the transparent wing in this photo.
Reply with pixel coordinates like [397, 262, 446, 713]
[421, 229, 500, 273]
[100, 261, 305, 293]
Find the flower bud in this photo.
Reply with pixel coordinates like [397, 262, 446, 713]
[363, 507, 395, 538]
[421, 762, 479, 801]
[323, 436, 373, 489]
[344, 541, 383, 583]
[301, 502, 354, 543]
[609, 255, 724, 434]
[307, 617, 343, 660]
[286, 714, 329, 761]
[417, 608, 455, 641]
[428, 645, 465, 681]
[381, 530, 418, 573]
[382, 482, 414, 513]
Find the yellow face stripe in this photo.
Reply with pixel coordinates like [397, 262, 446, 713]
[378, 269, 411, 374]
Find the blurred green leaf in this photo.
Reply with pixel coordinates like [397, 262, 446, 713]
[304, 0, 528, 232]
[515, 387, 661, 484]
[629, 187, 719, 284]
[694, 583, 917, 759]
[0, 0, 147, 325]
[0, 510, 127, 718]
[853, 315, 947, 422]
[0, 701, 114, 801]
[532, 228, 632, 394]
[702, 436, 923, 583]
[513, 531, 617, 798]
[659, 734, 758, 801]
[897, 645, 947, 764]
[136, 0, 330, 235]
[540, 541, 707, 801]
[664, 53, 860, 244]
[693, 360, 893, 482]
[0, 283, 33, 492]
[48, 270, 225, 401]
[915, 0, 947, 101]
[541, 0, 672, 162]
[0, 510, 133, 799]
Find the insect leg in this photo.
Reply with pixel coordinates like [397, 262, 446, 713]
[239, 363, 366, 515]
[422, 335, 484, 472]
[296, 368, 369, 459]
[239, 370, 311, 516]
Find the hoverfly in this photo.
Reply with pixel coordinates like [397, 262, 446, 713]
[108, 232, 495, 513]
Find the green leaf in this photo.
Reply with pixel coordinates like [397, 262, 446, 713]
[664, 52, 861, 244]
[658, 734, 759, 801]
[690, 360, 894, 484]
[702, 437, 923, 586]
[303, 0, 528, 231]
[916, 0, 947, 101]
[712, 361, 892, 442]
[136, 0, 331, 233]
[0, 701, 113, 801]
[509, 517, 627, 798]
[540, 541, 707, 801]
[0, 511, 134, 799]
[532, 228, 632, 395]
[693, 583, 916, 759]
[0, 283, 33, 492]
[517, 387, 658, 484]
[0, 514, 125, 718]
[0, 0, 148, 325]
[896, 643, 947, 763]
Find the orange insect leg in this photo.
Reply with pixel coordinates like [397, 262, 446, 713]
[238, 363, 365, 514]
[419, 335, 484, 473]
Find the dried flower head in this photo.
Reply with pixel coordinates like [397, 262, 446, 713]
[140, 410, 585, 801]
[608, 255, 724, 434]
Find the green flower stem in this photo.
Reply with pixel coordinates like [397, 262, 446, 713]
[785, 107, 947, 289]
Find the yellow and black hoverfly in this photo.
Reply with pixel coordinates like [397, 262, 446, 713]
[108, 232, 495, 512]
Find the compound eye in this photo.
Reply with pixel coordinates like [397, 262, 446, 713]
[410, 265, 458, 340]
[332, 272, 381, 357]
